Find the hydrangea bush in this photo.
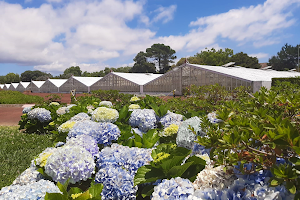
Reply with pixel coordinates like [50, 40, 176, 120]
[91, 107, 119, 123]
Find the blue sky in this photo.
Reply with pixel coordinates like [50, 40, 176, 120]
[0, 0, 300, 76]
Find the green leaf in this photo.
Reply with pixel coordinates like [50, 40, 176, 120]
[45, 193, 68, 200]
[160, 156, 186, 171]
[141, 185, 155, 198]
[89, 183, 103, 199]
[57, 180, 69, 195]
[167, 161, 194, 178]
[286, 182, 297, 194]
[134, 165, 165, 186]
[270, 179, 279, 186]
[74, 190, 91, 200]
[68, 187, 83, 195]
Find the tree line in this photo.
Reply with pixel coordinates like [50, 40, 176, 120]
[0, 43, 299, 84]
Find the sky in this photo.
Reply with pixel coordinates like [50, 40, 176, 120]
[0, 0, 300, 76]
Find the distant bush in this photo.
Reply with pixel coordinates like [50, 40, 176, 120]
[272, 76, 300, 86]
[0, 90, 44, 104]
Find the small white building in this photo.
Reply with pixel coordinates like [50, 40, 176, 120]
[60, 76, 102, 93]
[16, 82, 31, 92]
[3, 84, 11, 90]
[0, 84, 4, 89]
[90, 72, 162, 93]
[28, 81, 45, 93]
[39, 79, 68, 93]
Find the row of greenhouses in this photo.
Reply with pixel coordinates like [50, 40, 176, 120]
[1, 64, 299, 94]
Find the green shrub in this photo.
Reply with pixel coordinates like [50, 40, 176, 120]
[0, 90, 44, 104]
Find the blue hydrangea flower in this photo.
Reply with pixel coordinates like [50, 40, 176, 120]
[27, 108, 52, 122]
[95, 166, 137, 200]
[45, 145, 95, 184]
[22, 106, 33, 114]
[97, 143, 153, 175]
[70, 112, 91, 121]
[191, 143, 211, 156]
[12, 166, 43, 186]
[159, 111, 183, 128]
[68, 120, 121, 145]
[176, 116, 205, 149]
[0, 180, 61, 200]
[152, 177, 194, 200]
[129, 109, 158, 132]
[192, 188, 223, 200]
[66, 134, 100, 159]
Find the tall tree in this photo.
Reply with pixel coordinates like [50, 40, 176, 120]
[4, 73, 20, 83]
[130, 51, 156, 73]
[195, 48, 233, 66]
[268, 43, 299, 71]
[230, 52, 261, 69]
[63, 66, 82, 77]
[21, 70, 52, 81]
[146, 44, 176, 73]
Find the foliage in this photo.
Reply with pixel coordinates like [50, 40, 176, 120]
[134, 143, 206, 197]
[0, 90, 44, 104]
[268, 43, 300, 71]
[45, 180, 103, 200]
[146, 43, 177, 73]
[229, 52, 261, 69]
[195, 82, 300, 196]
[0, 126, 52, 188]
[21, 70, 53, 82]
[0, 72, 20, 84]
[46, 93, 63, 103]
[194, 48, 233, 66]
[91, 89, 133, 107]
[130, 51, 156, 73]
[272, 77, 300, 87]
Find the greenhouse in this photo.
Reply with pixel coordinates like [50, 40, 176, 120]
[90, 72, 162, 93]
[8, 83, 19, 91]
[28, 81, 45, 93]
[16, 82, 30, 92]
[0, 84, 3, 89]
[3, 84, 11, 90]
[144, 63, 300, 95]
[60, 76, 102, 93]
[39, 79, 67, 93]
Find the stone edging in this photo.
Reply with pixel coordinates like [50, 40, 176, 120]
[0, 104, 35, 108]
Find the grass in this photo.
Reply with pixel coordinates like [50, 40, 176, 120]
[0, 126, 53, 188]
[0, 90, 44, 104]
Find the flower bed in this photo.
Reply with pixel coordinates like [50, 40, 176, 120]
[2, 85, 300, 199]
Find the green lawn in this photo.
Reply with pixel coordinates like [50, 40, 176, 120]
[0, 126, 53, 188]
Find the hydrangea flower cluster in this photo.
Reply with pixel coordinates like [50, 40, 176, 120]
[49, 102, 60, 106]
[68, 120, 121, 145]
[152, 177, 195, 200]
[129, 109, 158, 132]
[0, 180, 61, 200]
[27, 108, 52, 122]
[128, 104, 140, 110]
[97, 143, 153, 175]
[193, 165, 237, 190]
[99, 101, 113, 108]
[207, 112, 223, 124]
[69, 112, 91, 121]
[159, 111, 183, 127]
[58, 121, 76, 133]
[12, 166, 43, 186]
[34, 147, 58, 167]
[95, 167, 138, 200]
[22, 106, 33, 114]
[130, 96, 140, 102]
[159, 123, 179, 137]
[91, 107, 119, 123]
[66, 135, 100, 158]
[176, 116, 205, 149]
[45, 145, 95, 184]
[56, 104, 76, 115]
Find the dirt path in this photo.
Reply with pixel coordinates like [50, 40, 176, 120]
[0, 107, 23, 126]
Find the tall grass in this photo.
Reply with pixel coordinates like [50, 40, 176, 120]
[0, 90, 44, 104]
[0, 126, 52, 188]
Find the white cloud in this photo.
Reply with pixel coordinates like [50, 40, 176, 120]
[0, 0, 300, 75]
[152, 5, 177, 24]
[249, 53, 269, 59]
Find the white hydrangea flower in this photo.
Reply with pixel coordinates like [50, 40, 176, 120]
[99, 101, 113, 108]
[91, 107, 119, 123]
